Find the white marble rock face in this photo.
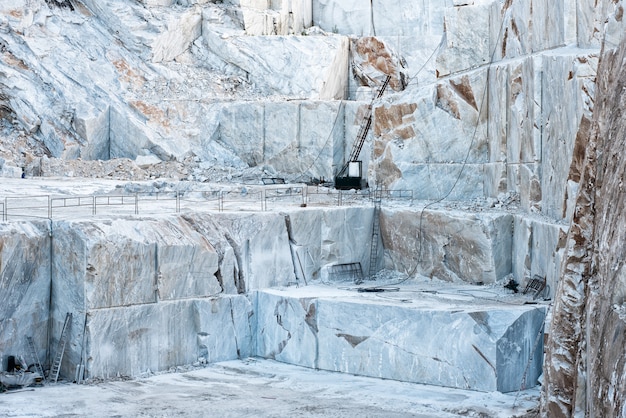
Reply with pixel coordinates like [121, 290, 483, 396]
[282, 207, 374, 282]
[512, 216, 567, 300]
[312, 0, 445, 38]
[42, 206, 382, 378]
[216, 100, 344, 178]
[380, 208, 513, 284]
[255, 291, 318, 367]
[229, 0, 313, 36]
[51, 218, 222, 310]
[202, 30, 350, 99]
[0, 0, 601, 207]
[0, 221, 51, 373]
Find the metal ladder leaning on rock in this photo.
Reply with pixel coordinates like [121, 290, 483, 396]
[26, 336, 45, 384]
[50, 312, 72, 383]
[368, 188, 382, 278]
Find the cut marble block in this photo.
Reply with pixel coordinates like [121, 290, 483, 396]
[380, 208, 513, 284]
[255, 287, 545, 393]
[85, 296, 254, 379]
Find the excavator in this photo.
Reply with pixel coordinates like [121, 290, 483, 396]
[334, 75, 391, 190]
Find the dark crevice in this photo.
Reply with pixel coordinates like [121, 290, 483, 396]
[472, 344, 496, 375]
[336, 333, 369, 348]
[228, 298, 241, 358]
[224, 233, 246, 294]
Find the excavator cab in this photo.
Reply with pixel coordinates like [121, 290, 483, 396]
[335, 161, 366, 190]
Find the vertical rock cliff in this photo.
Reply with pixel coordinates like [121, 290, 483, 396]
[543, 2, 626, 416]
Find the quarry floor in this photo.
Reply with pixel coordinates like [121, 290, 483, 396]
[0, 358, 539, 418]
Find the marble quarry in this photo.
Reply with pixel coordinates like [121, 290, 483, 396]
[0, 203, 548, 393]
[2, 0, 626, 412]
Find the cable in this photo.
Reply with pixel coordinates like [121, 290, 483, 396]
[370, 0, 377, 37]
[418, 2, 510, 262]
[293, 100, 345, 183]
[405, 34, 446, 86]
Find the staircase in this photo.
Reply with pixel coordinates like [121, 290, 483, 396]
[50, 312, 72, 383]
[26, 336, 45, 383]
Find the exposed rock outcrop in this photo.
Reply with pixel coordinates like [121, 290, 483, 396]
[543, 2, 626, 416]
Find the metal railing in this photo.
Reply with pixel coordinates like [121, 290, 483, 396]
[4, 195, 52, 220]
[0, 186, 414, 221]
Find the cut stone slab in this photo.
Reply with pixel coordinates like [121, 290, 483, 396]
[255, 285, 545, 393]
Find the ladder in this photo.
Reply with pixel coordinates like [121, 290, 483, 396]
[26, 336, 45, 383]
[50, 312, 72, 383]
[337, 75, 392, 178]
[368, 188, 382, 277]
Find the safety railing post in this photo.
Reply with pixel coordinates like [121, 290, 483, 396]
[92, 196, 96, 215]
[219, 192, 224, 212]
[261, 189, 266, 211]
[176, 192, 180, 213]
[3, 197, 6, 222]
[48, 195, 51, 219]
[135, 194, 139, 215]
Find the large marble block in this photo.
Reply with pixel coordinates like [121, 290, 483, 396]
[0, 221, 51, 372]
[512, 216, 567, 299]
[215, 100, 344, 178]
[436, 3, 493, 77]
[369, 69, 489, 198]
[282, 207, 374, 282]
[86, 296, 254, 378]
[255, 288, 546, 392]
[380, 208, 512, 283]
[52, 217, 222, 310]
[48, 210, 299, 379]
[73, 105, 111, 160]
[209, 212, 296, 291]
[151, 8, 202, 63]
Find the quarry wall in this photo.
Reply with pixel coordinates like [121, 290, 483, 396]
[0, 202, 551, 384]
[0, 207, 374, 378]
[0, 204, 547, 393]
